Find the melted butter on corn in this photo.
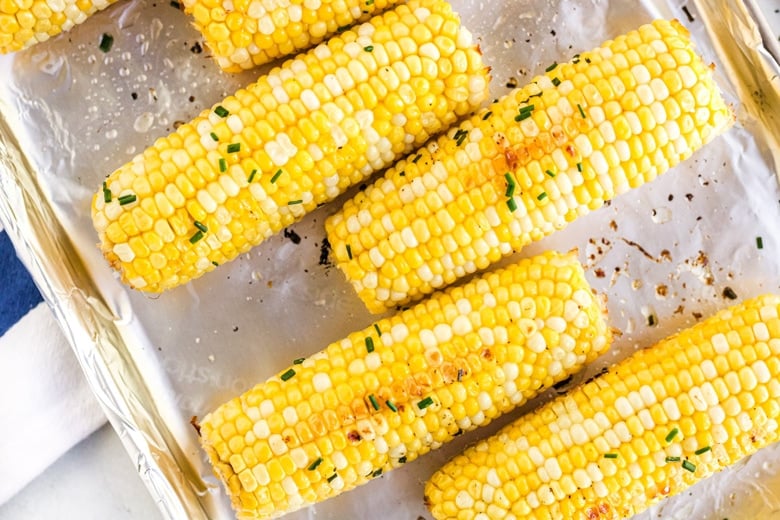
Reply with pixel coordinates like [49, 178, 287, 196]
[91, 0, 489, 292]
[325, 19, 735, 314]
[0, 0, 117, 53]
[183, 0, 405, 72]
[199, 251, 611, 519]
[426, 294, 780, 519]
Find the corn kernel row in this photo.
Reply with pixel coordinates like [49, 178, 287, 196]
[426, 294, 780, 519]
[0, 0, 117, 53]
[91, 0, 489, 292]
[325, 19, 734, 313]
[199, 251, 611, 519]
[183, 0, 404, 72]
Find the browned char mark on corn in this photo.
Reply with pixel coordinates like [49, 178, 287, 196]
[199, 251, 612, 519]
[91, 0, 490, 292]
[325, 19, 735, 314]
[0, 0, 119, 53]
[183, 0, 406, 72]
[426, 294, 780, 520]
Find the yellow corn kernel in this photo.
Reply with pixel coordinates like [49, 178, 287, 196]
[91, 0, 489, 293]
[426, 294, 780, 520]
[326, 19, 734, 313]
[199, 251, 611, 519]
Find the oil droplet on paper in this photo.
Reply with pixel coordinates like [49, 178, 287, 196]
[134, 112, 154, 133]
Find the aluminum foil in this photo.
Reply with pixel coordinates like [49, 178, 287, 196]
[1, 0, 779, 518]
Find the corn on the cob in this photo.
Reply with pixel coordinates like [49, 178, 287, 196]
[183, 0, 404, 72]
[91, 0, 489, 293]
[426, 294, 780, 520]
[325, 19, 734, 314]
[0, 0, 117, 53]
[199, 251, 611, 519]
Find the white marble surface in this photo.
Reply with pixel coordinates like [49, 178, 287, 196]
[0, 3, 778, 520]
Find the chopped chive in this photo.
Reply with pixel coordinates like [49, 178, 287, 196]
[577, 162, 583, 172]
[365, 337, 374, 353]
[270, 169, 283, 183]
[218, 158, 227, 172]
[227, 143, 241, 153]
[398, 456, 407, 463]
[417, 396, 434, 410]
[529, 91, 543, 98]
[507, 198, 518, 212]
[694, 446, 711, 455]
[99, 33, 114, 53]
[346, 244, 352, 259]
[413, 154, 422, 163]
[194, 220, 208, 233]
[372, 468, 382, 477]
[545, 169, 556, 178]
[214, 105, 229, 117]
[665, 456, 681, 463]
[209, 132, 218, 141]
[364, 45, 374, 52]
[307, 457, 323, 471]
[368, 394, 380, 410]
[366, 0, 373, 4]
[327, 473, 338, 482]
[520, 104, 535, 113]
[373, 324, 382, 336]
[118, 194, 137, 205]
[757, 236, 764, 249]
[211, 261, 219, 266]
[552, 77, 561, 87]
[603, 453, 618, 459]
[482, 111, 493, 120]
[577, 103, 586, 118]
[545, 61, 558, 72]
[515, 111, 532, 122]
[665, 427, 679, 442]
[189, 230, 204, 244]
[287, 199, 303, 205]
[537, 191, 547, 201]
[248, 169, 258, 183]
[456, 131, 468, 146]
[293, 357, 305, 365]
[505, 172, 516, 197]
[682, 460, 696, 472]
[102, 182, 112, 203]
[337, 25, 350, 32]
[386, 400, 398, 412]
[281, 368, 296, 381]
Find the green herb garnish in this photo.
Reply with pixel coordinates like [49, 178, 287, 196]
[694, 446, 711, 455]
[417, 396, 434, 410]
[373, 324, 382, 336]
[537, 192, 547, 201]
[365, 337, 374, 353]
[545, 169, 556, 178]
[327, 473, 338, 482]
[227, 143, 241, 153]
[545, 62, 558, 72]
[552, 77, 561, 87]
[293, 357, 305, 364]
[118, 194, 136, 205]
[248, 169, 257, 183]
[346, 244, 352, 259]
[281, 368, 296, 381]
[577, 162, 583, 172]
[386, 400, 398, 412]
[507, 198, 518, 212]
[214, 105, 229, 118]
[270, 169, 283, 183]
[577, 103, 586, 118]
[218, 158, 227, 172]
[287, 200, 303, 205]
[194, 220, 208, 233]
[307, 457, 323, 470]
[210, 132, 218, 141]
[505, 172, 516, 197]
[665, 456, 681, 463]
[603, 453, 618, 459]
[364, 45, 374, 52]
[368, 394, 380, 410]
[189, 230, 204, 244]
[102, 182, 112, 203]
[682, 460, 696, 472]
[665, 428, 679, 442]
[757, 236, 764, 249]
[482, 111, 492, 120]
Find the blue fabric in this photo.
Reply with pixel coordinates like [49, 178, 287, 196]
[0, 230, 43, 337]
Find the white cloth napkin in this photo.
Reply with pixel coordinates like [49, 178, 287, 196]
[0, 223, 106, 505]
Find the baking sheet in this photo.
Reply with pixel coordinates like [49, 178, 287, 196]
[1, 0, 780, 518]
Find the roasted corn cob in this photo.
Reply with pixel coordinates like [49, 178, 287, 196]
[91, 0, 489, 292]
[426, 294, 780, 520]
[183, 0, 404, 72]
[199, 251, 611, 519]
[325, 19, 734, 314]
[0, 0, 117, 53]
